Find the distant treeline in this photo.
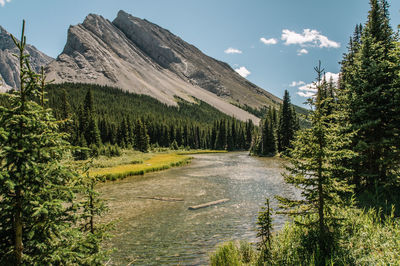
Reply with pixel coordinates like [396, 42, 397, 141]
[45, 83, 255, 158]
[251, 90, 300, 157]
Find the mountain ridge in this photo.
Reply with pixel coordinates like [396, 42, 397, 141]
[1, 10, 285, 123]
[0, 26, 53, 91]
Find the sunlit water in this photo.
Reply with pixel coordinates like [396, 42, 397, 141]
[97, 152, 299, 265]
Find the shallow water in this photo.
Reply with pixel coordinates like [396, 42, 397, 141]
[98, 152, 299, 265]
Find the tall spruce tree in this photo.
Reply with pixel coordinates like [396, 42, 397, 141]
[277, 90, 297, 153]
[341, 0, 400, 190]
[277, 62, 354, 261]
[260, 116, 276, 156]
[135, 119, 150, 152]
[257, 198, 273, 263]
[0, 21, 108, 265]
[81, 88, 101, 147]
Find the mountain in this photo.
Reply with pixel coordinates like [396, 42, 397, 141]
[112, 11, 280, 108]
[0, 26, 53, 91]
[46, 11, 283, 123]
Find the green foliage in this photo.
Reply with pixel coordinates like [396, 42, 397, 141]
[276, 62, 355, 261]
[340, 0, 400, 192]
[78, 170, 113, 263]
[277, 90, 299, 153]
[256, 198, 273, 263]
[44, 83, 252, 153]
[99, 143, 121, 157]
[134, 119, 150, 152]
[250, 107, 277, 157]
[270, 206, 400, 265]
[210, 241, 257, 266]
[213, 206, 399, 265]
[0, 21, 109, 265]
[170, 139, 179, 150]
[251, 90, 300, 157]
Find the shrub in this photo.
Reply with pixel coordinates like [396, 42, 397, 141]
[210, 241, 258, 266]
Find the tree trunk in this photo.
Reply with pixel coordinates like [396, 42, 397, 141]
[318, 132, 325, 259]
[14, 186, 23, 265]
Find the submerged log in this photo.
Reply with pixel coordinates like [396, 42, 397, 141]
[137, 196, 184, 202]
[188, 199, 230, 210]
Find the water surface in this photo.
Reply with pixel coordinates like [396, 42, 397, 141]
[98, 152, 298, 265]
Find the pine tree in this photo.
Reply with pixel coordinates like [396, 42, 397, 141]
[0, 21, 108, 264]
[79, 170, 111, 264]
[341, 0, 400, 190]
[245, 120, 254, 150]
[260, 117, 276, 156]
[215, 119, 227, 150]
[87, 115, 102, 147]
[60, 89, 71, 120]
[276, 62, 354, 261]
[257, 198, 273, 263]
[135, 119, 150, 152]
[277, 90, 297, 153]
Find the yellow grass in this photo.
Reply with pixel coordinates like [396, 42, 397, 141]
[90, 153, 192, 181]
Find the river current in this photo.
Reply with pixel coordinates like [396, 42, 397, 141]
[98, 152, 299, 265]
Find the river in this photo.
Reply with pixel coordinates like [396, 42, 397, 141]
[98, 152, 299, 265]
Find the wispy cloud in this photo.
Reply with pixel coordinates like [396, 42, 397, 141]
[281, 29, 340, 48]
[296, 72, 340, 98]
[289, 81, 305, 87]
[224, 47, 242, 54]
[0, 0, 11, 7]
[297, 48, 309, 56]
[235, 66, 251, 78]
[260, 37, 278, 45]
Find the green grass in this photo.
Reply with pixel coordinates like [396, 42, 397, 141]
[70, 148, 227, 182]
[89, 152, 192, 181]
[211, 206, 400, 265]
[210, 241, 258, 266]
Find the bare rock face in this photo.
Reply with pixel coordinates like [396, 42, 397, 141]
[46, 12, 262, 123]
[113, 10, 281, 106]
[0, 26, 53, 91]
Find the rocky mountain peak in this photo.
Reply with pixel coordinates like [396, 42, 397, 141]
[0, 26, 16, 51]
[113, 10, 182, 69]
[45, 11, 262, 123]
[0, 25, 53, 91]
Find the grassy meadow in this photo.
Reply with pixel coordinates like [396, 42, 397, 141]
[77, 149, 226, 181]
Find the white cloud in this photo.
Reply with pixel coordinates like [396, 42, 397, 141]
[260, 37, 278, 45]
[297, 48, 309, 55]
[281, 29, 340, 48]
[296, 72, 340, 98]
[235, 66, 251, 78]
[289, 81, 305, 87]
[324, 72, 340, 83]
[0, 0, 11, 7]
[224, 47, 242, 54]
[297, 91, 316, 98]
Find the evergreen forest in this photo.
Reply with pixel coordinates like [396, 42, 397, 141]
[211, 0, 400, 264]
[42, 83, 256, 158]
[1, 0, 400, 265]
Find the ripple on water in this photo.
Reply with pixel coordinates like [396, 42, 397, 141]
[98, 152, 299, 265]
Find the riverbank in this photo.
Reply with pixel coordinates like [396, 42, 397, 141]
[88, 149, 227, 181]
[97, 152, 293, 265]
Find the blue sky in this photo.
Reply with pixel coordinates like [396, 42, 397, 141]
[1, 0, 399, 107]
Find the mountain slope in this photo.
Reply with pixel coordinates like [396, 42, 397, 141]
[0, 26, 53, 91]
[113, 10, 281, 109]
[46, 13, 260, 123]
